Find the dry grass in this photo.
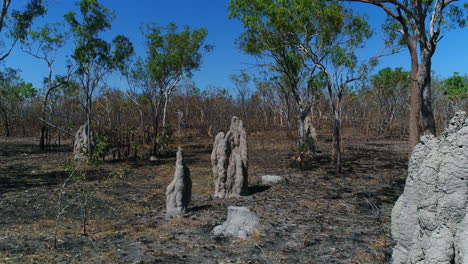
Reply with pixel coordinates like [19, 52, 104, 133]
[299, 199, 355, 215]
[350, 250, 386, 264]
[371, 238, 389, 249]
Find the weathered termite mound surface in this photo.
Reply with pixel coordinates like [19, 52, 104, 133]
[213, 206, 259, 239]
[73, 123, 92, 158]
[304, 114, 318, 154]
[391, 111, 468, 264]
[166, 146, 192, 218]
[211, 116, 248, 198]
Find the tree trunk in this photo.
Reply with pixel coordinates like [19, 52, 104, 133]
[151, 95, 162, 155]
[40, 98, 48, 150]
[331, 92, 343, 174]
[418, 49, 436, 136]
[333, 113, 342, 174]
[41, 63, 54, 150]
[85, 92, 92, 154]
[1, 107, 10, 137]
[162, 92, 169, 127]
[298, 111, 305, 147]
[40, 126, 46, 150]
[408, 46, 421, 154]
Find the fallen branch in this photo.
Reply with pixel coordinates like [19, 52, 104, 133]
[36, 117, 74, 137]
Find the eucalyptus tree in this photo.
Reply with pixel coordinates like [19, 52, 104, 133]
[228, 0, 319, 150]
[296, 5, 378, 173]
[0, 0, 46, 61]
[0, 67, 35, 136]
[346, 0, 468, 151]
[64, 0, 133, 154]
[21, 22, 71, 150]
[137, 22, 212, 154]
[229, 0, 379, 172]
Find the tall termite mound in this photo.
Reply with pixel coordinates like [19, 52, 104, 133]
[166, 146, 192, 218]
[73, 123, 92, 158]
[391, 111, 468, 264]
[211, 116, 248, 198]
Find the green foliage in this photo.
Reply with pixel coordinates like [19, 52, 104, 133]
[228, 0, 371, 57]
[371, 67, 410, 97]
[0, 67, 36, 101]
[73, 135, 108, 166]
[22, 22, 70, 100]
[64, 0, 133, 77]
[443, 73, 468, 100]
[24, 22, 67, 51]
[10, 0, 47, 41]
[228, 0, 373, 87]
[143, 22, 212, 86]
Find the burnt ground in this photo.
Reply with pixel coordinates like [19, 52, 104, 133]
[0, 132, 408, 263]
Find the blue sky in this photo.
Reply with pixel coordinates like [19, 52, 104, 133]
[4, 0, 468, 93]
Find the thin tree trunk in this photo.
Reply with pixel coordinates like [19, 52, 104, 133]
[333, 92, 344, 173]
[162, 95, 168, 127]
[86, 94, 92, 154]
[40, 97, 49, 150]
[333, 113, 342, 174]
[40, 126, 46, 150]
[1, 106, 10, 137]
[151, 95, 162, 155]
[298, 111, 305, 147]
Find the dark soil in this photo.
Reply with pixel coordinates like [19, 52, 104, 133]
[0, 133, 408, 263]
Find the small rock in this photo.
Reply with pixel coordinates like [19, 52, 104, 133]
[149, 156, 158, 161]
[213, 206, 259, 239]
[261, 175, 284, 185]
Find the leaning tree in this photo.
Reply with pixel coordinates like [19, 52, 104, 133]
[21, 22, 71, 150]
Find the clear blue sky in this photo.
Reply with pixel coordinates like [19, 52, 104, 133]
[4, 0, 468, 93]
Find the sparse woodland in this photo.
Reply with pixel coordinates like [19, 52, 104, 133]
[0, 0, 467, 263]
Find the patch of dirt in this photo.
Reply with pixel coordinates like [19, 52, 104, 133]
[0, 133, 408, 263]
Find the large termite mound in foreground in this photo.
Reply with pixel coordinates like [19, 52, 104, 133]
[211, 116, 248, 198]
[391, 111, 468, 264]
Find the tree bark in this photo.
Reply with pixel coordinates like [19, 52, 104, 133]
[40, 94, 49, 150]
[408, 43, 421, 153]
[162, 91, 169, 127]
[1, 107, 10, 137]
[418, 49, 436, 136]
[333, 113, 342, 173]
[332, 93, 343, 174]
